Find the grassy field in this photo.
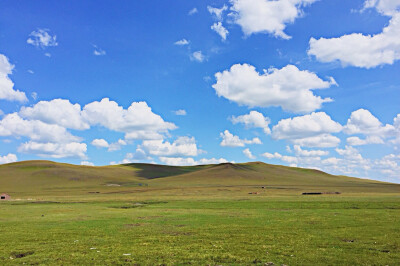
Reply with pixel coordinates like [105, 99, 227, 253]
[0, 161, 399, 265]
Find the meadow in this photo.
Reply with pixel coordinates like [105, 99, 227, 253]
[0, 161, 399, 265]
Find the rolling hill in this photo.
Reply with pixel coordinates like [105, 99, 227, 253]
[1, 160, 399, 197]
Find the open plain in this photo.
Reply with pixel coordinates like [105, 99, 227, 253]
[0, 161, 399, 265]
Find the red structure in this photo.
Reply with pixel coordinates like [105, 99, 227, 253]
[0, 193, 11, 200]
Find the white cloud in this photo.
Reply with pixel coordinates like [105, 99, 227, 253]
[93, 45, 106, 56]
[91, 138, 126, 151]
[392, 114, 400, 146]
[18, 141, 87, 159]
[229, 0, 317, 39]
[308, 13, 400, 68]
[373, 154, 400, 179]
[0, 153, 17, 164]
[231, 111, 271, 134]
[27, 70, 34, 74]
[18, 98, 175, 141]
[336, 145, 364, 161]
[346, 136, 384, 146]
[272, 112, 342, 140]
[20, 99, 90, 130]
[82, 98, 176, 140]
[27, 29, 58, 48]
[197, 158, 229, 164]
[116, 149, 153, 164]
[91, 138, 109, 148]
[108, 139, 127, 151]
[213, 64, 336, 113]
[140, 136, 199, 157]
[362, 0, 400, 16]
[344, 109, 394, 136]
[31, 92, 38, 101]
[0, 113, 80, 143]
[292, 134, 341, 148]
[188, 7, 198, 15]
[321, 157, 340, 166]
[208, 5, 228, 20]
[261, 151, 299, 163]
[0, 54, 28, 102]
[174, 109, 187, 116]
[174, 39, 189, 46]
[159, 157, 196, 166]
[243, 148, 256, 159]
[81, 161, 94, 166]
[220, 130, 262, 147]
[293, 145, 329, 157]
[190, 51, 205, 62]
[44, 53, 51, 57]
[211, 22, 229, 41]
[261, 152, 280, 159]
[159, 156, 229, 166]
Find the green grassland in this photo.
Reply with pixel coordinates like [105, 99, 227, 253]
[0, 161, 399, 265]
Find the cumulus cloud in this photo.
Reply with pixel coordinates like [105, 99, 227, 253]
[174, 109, 187, 116]
[261, 151, 299, 164]
[308, 12, 400, 68]
[0, 113, 80, 143]
[292, 134, 341, 148]
[264, 141, 399, 181]
[190, 51, 205, 62]
[82, 98, 176, 140]
[0, 97, 177, 159]
[362, 0, 400, 16]
[20, 99, 90, 130]
[108, 139, 127, 151]
[213, 64, 336, 113]
[272, 112, 342, 140]
[159, 157, 196, 166]
[211, 22, 229, 41]
[197, 157, 229, 164]
[229, 0, 317, 39]
[344, 109, 394, 136]
[18, 98, 175, 140]
[293, 145, 329, 157]
[140, 136, 199, 157]
[346, 136, 384, 146]
[81, 161, 94, 166]
[0, 153, 17, 164]
[243, 148, 256, 159]
[91, 138, 109, 148]
[231, 111, 271, 134]
[0, 54, 28, 102]
[220, 130, 262, 147]
[208, 5, 228, 20]
[174, 39, 189, 46]
[373, 153, 400, 179]
[159, 156, 229, 166]
[115, 149, 153, 164]
[27, 29, 58, 48]
[335, 146, 368, 167]
[91, 138, 126, 151]
[18, 141, 87, 159]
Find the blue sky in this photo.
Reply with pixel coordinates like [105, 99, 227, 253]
[0, 0, 399, 182]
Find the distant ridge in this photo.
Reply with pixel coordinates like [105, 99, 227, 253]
[0, 160, 399, 195]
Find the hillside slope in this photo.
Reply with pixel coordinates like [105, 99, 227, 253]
[0, 160, 399, 195]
